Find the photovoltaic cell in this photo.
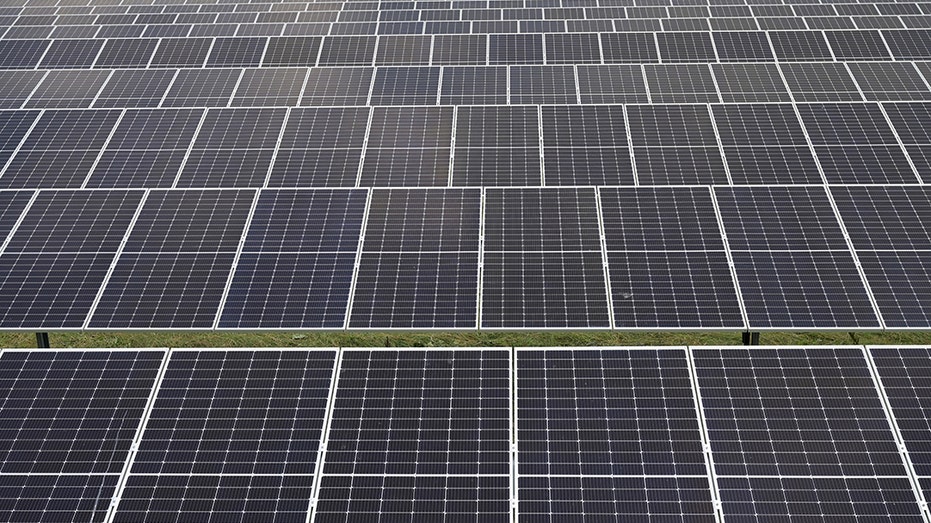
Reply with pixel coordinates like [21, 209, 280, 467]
[600, 187, 742, 328]
[316, 475, 510, 523]
[870, 347, 931, 476]
[87, 108, 204, 188]
[25, 70, 110, 109]
[453, 106, 541, 186]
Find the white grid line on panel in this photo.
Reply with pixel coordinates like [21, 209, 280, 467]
[509, 346, 517, 523]
[488, 33, 496, 66]
[707, 33, 722, 65]
[263, 107, 291, 188]
[88, 69, 115, 107]
[142, 42, 156, 70]
[593, 189, 616, 329]
[32, 40, 54, 70]
[649, 33, 661, 65]
[354, 107, 375, 188]
[0, 108, 44, 181]
[477, 187, 486, 330]
[639, 65, 652, 104]
[82, 189, 150, 329]
[80, 108, 126, 188]
[621, 105, 640, 187]
[684, 346, 725, 523]
[707, 187, 751, 330]
[256, 37, 273, 67]
[104, 348, 172, 523]
[428, 35, 435, 67]
[296, 64, 315, 105]
[825, 32, 840, 62]
[862, 347, 931, 522]
[822, 185, 887, 329]
[910, 61, 931, 93]
[19, 69, 51, 110]
[201, 38, 218, 69]
[448, 105, 457, 188]
[342, 187, 372, 330]
[225, 68, 247, 108]
[435, 65, 444, 106]
[212, 188, 261, 329]
[573, 65, 582, 105]
[874, 101, 925, 185]
[88, 39, 109, 69]
[762, 31, 780, 67]
[537, 105, 545, 187]
[156, 69, 181, 108]
[706, 102, 735, 186]
[876, 32, 897, 62]
[596, 35, 605, 68]
[0, 189, 39, 255]
[170, 108, 209, 188]
[307, 347, 343, 522]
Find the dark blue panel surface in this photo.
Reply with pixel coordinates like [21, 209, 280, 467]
[0, 252, 114, 328]
[5, 190, 143, 253]
[0, 350, 163, 473]
[0, 475, 118, 523]
[518, 349, 706, 475]
[695, 348, 905, 476]
[220, 252, 356, 329]
[323, 350, 509, 475]
[718, 477, 924, 523]
[519, 476, 716, 523]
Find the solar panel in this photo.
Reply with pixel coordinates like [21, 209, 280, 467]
[349, 188, 479, 328]
[483, 187, 609, 328]
[715, 186, 879, 329]
[696, 346, 930, 521]
[516, 348, 717, 520]
[220, 189, 366, 328]
[0, 349, 163, 521]
[113, 349, 335, 522]
[316, 349, 510, 520]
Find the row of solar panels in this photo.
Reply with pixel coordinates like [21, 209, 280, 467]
[0, 185, 928, 330]
[0, 346, 929, 522]
[1, 8, 929, 34]
[6, 61, 931, 110]
[2, 31, 931, 68]
[4, 1, 929, 17]
[5, 20, 930, 44]
[1, 102, 929, 188]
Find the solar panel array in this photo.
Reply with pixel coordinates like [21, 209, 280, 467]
[1, 346, 930, 522]
[2, 0, 931, 330]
